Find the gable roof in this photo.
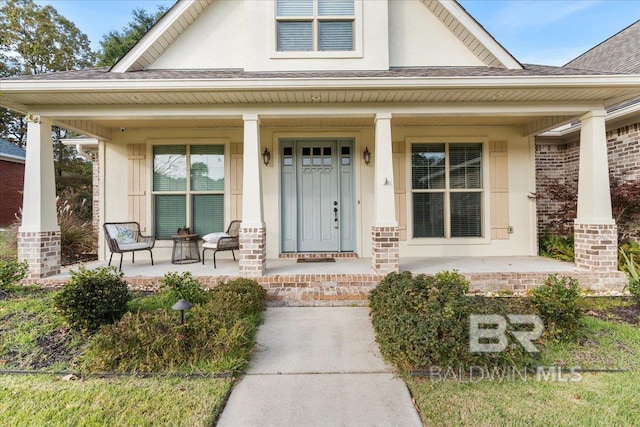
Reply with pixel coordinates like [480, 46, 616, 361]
[111, 0, 522, 73]
[565, 20, 640, 73]
[0, 138, 26, 162]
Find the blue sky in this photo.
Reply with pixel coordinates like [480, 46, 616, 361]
[35, 0, 640, 66]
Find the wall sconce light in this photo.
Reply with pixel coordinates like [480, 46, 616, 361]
[262, 148, 271, 166]
[363, 147, 371, 165]
[172, 299, 192, 325]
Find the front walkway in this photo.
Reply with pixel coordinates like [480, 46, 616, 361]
[216, 307, 422, 427]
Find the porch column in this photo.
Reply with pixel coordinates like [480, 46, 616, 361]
[574, 110, 617, 272]
[239, 114, 266, 277]
[371, 113, 399, 275]
[18, 115, 61, 278]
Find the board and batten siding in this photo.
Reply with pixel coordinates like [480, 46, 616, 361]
[489, 140, 509, 240]
[127, 144, 147, 232]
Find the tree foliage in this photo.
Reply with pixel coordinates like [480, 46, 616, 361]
[97, 7, 167, 66]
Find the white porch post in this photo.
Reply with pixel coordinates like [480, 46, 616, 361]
[18, 115, 61, 278]
[239, 114, 266, 277]
[574, 110, 617, 273]
[371, 113, 399, 275]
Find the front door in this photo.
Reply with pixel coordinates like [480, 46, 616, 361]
[281, 139, 355, 253]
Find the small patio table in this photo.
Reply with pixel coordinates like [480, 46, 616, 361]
[171, 233, 201, 264]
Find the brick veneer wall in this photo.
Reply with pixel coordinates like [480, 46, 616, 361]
[371, 226, 399, 274]
[238, 227, 266, 277]
[0, 160, 25, 226]
[536, 119, 640, 238]
[18, 231, 61, 278]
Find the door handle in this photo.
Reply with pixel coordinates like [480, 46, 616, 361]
[333, 203, 339, 228]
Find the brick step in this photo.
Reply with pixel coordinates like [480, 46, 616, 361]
[266, 286, 374, 307]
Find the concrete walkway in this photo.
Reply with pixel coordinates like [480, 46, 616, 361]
[216, 307, 423, 427]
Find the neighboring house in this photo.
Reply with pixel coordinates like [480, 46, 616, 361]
[536, 20, 640, 238]
[1, 0, 640, 283]
[0, 138, 26, 227]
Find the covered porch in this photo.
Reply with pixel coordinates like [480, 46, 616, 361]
[24, 255, 622, 306]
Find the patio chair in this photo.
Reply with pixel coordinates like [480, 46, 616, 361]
[103, 222, 155, 270]
[201, 220, 242, 268]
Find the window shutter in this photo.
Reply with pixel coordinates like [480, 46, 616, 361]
[392, 142, 407, 241]
[490, 141, 510, 239]
[127, 144, 147, 232]
[231, 143, 243, 221]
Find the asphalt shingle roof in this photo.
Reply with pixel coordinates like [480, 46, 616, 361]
[565, 20, 640, 73]
[0, 138, 25, 159]
[1, 64, 626, 82]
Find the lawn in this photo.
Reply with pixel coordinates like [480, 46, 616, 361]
[0, 375, 232, 427]
[407, 298, 640, 427]
[0, 276, 264, 426]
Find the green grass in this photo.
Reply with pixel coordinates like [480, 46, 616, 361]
[0, 288, 85, 370]
[408, 372, 639, 427]
[0, 374, 232, 427]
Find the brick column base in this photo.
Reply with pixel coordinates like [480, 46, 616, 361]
[371, 226, 399, 275]
[239, 227, 266, 277]
[574, 223, 618, 273]
[18, 231, 61, 278]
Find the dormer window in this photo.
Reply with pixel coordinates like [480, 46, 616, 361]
[276, 0, 354, 52]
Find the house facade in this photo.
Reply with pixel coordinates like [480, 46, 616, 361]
[0, 138, 26, 227]
[2, 0, 640, 283]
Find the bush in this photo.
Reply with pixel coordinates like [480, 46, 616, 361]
[369, 271, 535, 373]
[620, 247, 640, 303]
[539, 233, 574, 262]
[0, 260, 28, 289]
[82, 279, 265, 374]
[54, 266, 130, 332]
[159, 272, 208, 306]
[530, 275, 582, 342]
[208, 278, 266, 320]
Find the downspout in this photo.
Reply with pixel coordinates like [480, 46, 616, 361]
[75, 144, 94, 161]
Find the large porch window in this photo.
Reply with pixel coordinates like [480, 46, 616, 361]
[152, 145, 224, 239]
[411, 143, 483, 238]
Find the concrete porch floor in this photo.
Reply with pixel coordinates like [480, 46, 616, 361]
[28, 255, 621, 306]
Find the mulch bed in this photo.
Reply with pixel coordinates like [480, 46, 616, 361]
[585, 304, 640, 326]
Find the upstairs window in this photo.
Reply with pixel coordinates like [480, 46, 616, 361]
[277, 0, 354, 52]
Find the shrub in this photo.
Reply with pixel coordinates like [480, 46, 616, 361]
[620, 248, 640, 303]
[0, 228, 18, 262]
[208, 278, 266, 319]
[54, 266, 130, 332]
[159, 272, 208, 306]
[539, 233, 574, 262]
[0, 260, 28, 289]
[57, 199, 94, 264]
[530, 275, 582, 342]
[369, 271, 535, 373]
[82, 280, 265, 374]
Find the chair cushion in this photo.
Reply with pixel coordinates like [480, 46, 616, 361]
[202, 232, 229, 243]
[118, 242, 150, 251]
[202, 241, 218, 249]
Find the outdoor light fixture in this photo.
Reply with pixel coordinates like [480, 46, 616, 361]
[171, 299, 193, 325]
[363, 147, 371, 165]
[262, 148, 271, 166]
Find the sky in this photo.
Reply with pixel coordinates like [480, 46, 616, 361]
[34, 0, 640, 66]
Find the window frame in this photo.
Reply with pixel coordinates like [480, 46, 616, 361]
[147, 139, 230, 240]
[271, 0, 363, 59]
[406, 137, 490, 245]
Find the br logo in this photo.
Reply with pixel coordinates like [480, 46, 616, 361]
[469, 314, 544, 353]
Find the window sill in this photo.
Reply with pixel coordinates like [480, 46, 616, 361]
[270, 50, 363, 60]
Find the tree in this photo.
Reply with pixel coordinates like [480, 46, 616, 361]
[97, 7, 167, 66]
[0, 0, 96, 147]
